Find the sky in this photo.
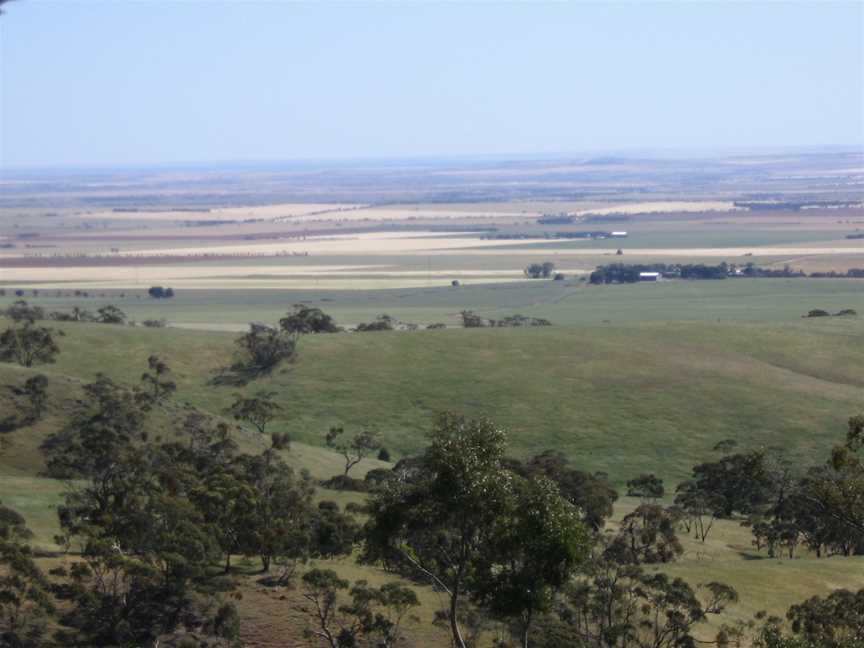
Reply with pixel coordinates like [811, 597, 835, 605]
[0, 1, 862, 168]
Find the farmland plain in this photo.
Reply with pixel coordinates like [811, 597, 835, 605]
[1, 151, 863, 645]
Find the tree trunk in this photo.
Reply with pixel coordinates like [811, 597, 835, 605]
[521, 612, 532, 648]
[224, 553, 231, 574]
[449, 590, 467, 648]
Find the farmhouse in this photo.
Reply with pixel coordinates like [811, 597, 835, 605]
[639, 272, 661, 281]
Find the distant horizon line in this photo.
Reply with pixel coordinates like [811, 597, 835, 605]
[2, 143, 862, 176]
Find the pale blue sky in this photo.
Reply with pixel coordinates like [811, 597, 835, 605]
[1, 1, 862, 168]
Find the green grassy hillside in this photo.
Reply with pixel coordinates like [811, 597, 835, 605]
[1, 317, 862, 645]
[3, 316, 860, 485]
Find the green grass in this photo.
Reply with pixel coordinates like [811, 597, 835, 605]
[4, 278, 864, 328]
[609, 497, 864, 641]
[1, 313, 862, 645]
[2, 312, 863, 487]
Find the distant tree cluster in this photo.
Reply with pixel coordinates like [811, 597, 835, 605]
[353, 314, 438, 332]
[590, 262, 741, 283]
[589, 261, 864, 284]
[804, 308, 857, 318]
[524, 261, 556, 279]
[460, 310, 551, 328]
[147, 286, 175, 299]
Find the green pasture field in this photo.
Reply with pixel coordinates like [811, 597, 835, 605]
[1, 313, 862, 485]
[2, 278, 864, 328]
[1, 311, 862, 645]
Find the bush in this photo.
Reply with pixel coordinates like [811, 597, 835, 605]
[377, 447, 391, 462]
[320, 474, 368, 492]
[804, 309, 830, 318]
[459, 310, 486, 328]
[836, 309, 858, 317]
[426, 323, 446, 330]
[279, 304, 340, 334]
[96, 305, 127, 324]
[4, 300, 44, 322]
[142, 319, 167, 328]
[364, 468, 394, 490]
[355, 314, 396, 332]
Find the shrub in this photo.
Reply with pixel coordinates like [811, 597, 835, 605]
[320, 474, 368, 492]
[279, 304, 340, 334]
[355, 314, 396, 332]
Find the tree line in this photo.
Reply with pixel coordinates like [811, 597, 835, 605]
[589, 262, 864, 284]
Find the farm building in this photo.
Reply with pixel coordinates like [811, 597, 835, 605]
[639, 272, 661, 281]
[611, 231, 629, 237]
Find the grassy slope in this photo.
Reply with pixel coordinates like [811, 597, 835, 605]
[1, 316, 863, 645]
[5, 315, 861, 485]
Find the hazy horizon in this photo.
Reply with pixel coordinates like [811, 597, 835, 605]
[1, 1, 862, 169]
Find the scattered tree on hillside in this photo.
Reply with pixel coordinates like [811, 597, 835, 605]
[39, 374, 148, 482]
[299, 569, 420, 648]
[279, 304, 340, 334]
[0, 323, 60, 367]
[362, 414, 512, 648]
[0, 502, 53, 648]
[214, 323, 299, 385]
[3, 300, 44, 323]
[21, 374, 49, 423]
[140, 354, 176, 404]
[606, 503, 683, 564]
[564, 561, 738, 648]
[325, 426, 382, 477]
[687, 449, 774, 518]
[225, 391, 281, 435]
[95, 304, 126, 324]
[626, 473, 665, 501]
[507, 450, 619, 530]
[673, 479, 720, 543]
[472, 476, 590, 647]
